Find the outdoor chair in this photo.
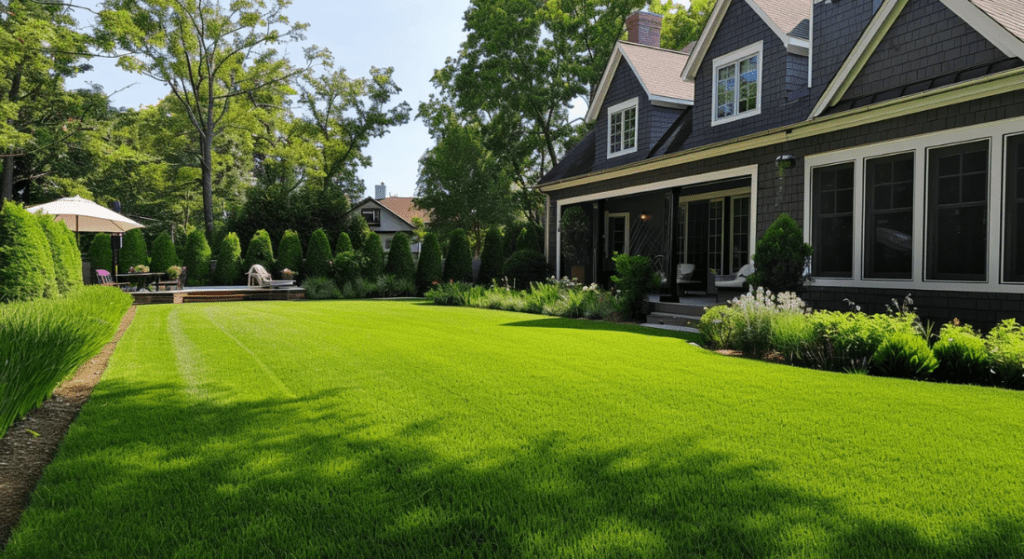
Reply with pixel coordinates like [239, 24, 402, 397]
[714, 263, 754, 302]
[246, 264, 296, 289]
[676, 263, 700, 295]
[96, 269, 130, 291]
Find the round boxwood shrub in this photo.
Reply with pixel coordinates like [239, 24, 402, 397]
[276, 230, 303, 277]
[213, 232, 243, 285]
[119, 228, 148, 271]
[360, 231, 385, 281]
[932, 322, 991, 385]
[335, 232, 353, 254]
[149, 232, 178, 276]
[748, 214, 813, 294]
[384, 232, 415, 283]
[502, 249, 549, 291]
[0, 202, 58, 301]
[183, 229, 212, 286]
[443, 228, 473, 283]
[416, 232, 443, 295]
[305, 228, 333, 279]
[37, 215, 82, 294]
[871, 333, 938, 379]
[477, 226, 503, 285]
[243, 229, 275, 275]
[89, 232, 113, 276]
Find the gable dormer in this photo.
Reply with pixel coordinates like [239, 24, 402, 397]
[586, 12, 694, 172]
[680, 0, 812, 149]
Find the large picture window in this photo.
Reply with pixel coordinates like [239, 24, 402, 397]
[713, 43, 761, 125]
[812, 163, 854, 277]
[607, 99, 638, 158]
[927, 141, 988, 281]
[1005, 134, 1024, 282]
[731, 196, 750, 273]
[864, 154, 914, 279]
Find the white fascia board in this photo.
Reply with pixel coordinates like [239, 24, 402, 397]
[788, 37, 810, 56]
[939, 0, 1024, 60]
[650, 95, 693, 108]
[810, 0, 910, 119]
[585, 45, 625, 123]
[744, 0, 790, 45]
[681, 0, 733, 80]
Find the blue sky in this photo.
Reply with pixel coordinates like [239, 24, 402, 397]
[67, 1, 473, 199]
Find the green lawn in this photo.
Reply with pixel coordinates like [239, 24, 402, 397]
[4, 301, 1023, 558]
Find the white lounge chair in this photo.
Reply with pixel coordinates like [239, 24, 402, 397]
[715, 263, 754, 289]
[246, 264, 296, 289]
[676, 263, 700, 294]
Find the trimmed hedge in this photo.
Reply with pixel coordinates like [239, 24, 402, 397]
[37, 215, 82, 295]
[333, 250, 363, 289]
[611, 253, 660, 322]
[361, 231, 385, 281]
[0, 202, 58, 301]
[502, 249, 549, 291]
[305, 229, 333, 279]
[415, 232, 443, 295]
[119, 228, 148, 271]
[345, 213, 370, 252]
[335, 232, 353, 254]
[243, 229, 275, 275]
[88, 232, 113, 278]
[477, 226, 503, 286]
[384, 232, 415, 283]
[149, 232, 178, 277]
[516, 223, 542, 254]
[214, 232, 243, 285]
[183, 230, 212, 286]
[443, 228, 473, 283]
[277, 230, 304, 277]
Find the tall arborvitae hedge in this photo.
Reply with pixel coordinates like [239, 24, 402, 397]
[149, 232, 178, 275]
[416, 232, 443, 295]
[335, 232, 353, 254]
[277, 230, 303, 277]
[119, 228, 148, 271]
[517, 223, 542, 254]
[243, 229, 275, 274]
[477, 226, 504, 285]
[442, 228, 473, 283]
[503, 225, 518, 258]
[305, 229, 333, 278]
[36, 215, 81, 294]
[214, 232, 243, 285]
[89, 232, 113, 275]
[345, 213, 369, 252]
[183, 229, 212, 286]
[384, 232, 415, 282]
[0, 202, 58, 301]
[360, 231, 384, 281]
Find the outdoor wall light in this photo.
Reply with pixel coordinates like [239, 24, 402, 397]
[640, 211, 650, 221]
[775, 154, 797, 170]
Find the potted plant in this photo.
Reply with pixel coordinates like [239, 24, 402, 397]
[129, 264, 150, 273]
[280, 268, 297, 281]
[166, 266, 183, 280]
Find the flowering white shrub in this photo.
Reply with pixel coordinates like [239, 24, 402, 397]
[700, 287, 808, 357]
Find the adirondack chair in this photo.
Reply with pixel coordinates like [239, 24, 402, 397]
[246, 264, 295, 289]
[96, 269, 130, 291]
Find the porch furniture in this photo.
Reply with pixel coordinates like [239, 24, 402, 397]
[116, 271, 165, 292]
[247, 264, 296, 289]
[155, 267, 187, 291]
[715, 263, 754, 302]
[676, 263, 701, 294]
[96, 269, 130, 290]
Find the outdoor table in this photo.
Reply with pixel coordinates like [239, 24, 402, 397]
[116, 271, 165, 292]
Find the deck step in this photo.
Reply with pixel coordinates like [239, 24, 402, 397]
[646, 311, 703, 328]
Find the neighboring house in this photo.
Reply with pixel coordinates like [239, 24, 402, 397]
[348, 184, 430, 254]
[538, 0, 1024, 327]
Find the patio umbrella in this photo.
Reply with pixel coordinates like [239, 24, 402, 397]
[26, 195, 144, 236]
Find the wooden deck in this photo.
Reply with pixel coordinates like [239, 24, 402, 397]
[131, 286, 305, 305]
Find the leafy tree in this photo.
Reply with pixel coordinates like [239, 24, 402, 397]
[748, 214, 814, 294]
[277, 230, 303, 276]
[89, 232, 113, 275]
[0, 202, 58, 301]
[477, 226, 504, 285]
[36, 215, 81, 294]
[344, 212, 370, 252]
[149, 232, 178, 275]
[243, 229, 275, 275]
[213, 232, 243, 285]
[305, 229, 333, 278]
[360, 231, 385, 281]
[119, 228, 148, 271]
[183, 229, 211, 286]
[649, 0, 718, 51]
[415, 232, 443, 295]
[384, 233, 415, 283]
[97, 0, 316, 237]
[335, 232, 353, 254]
[442, 228, 473, 283]
[517, 223, 542, 254]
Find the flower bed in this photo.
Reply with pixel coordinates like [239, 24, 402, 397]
[425, 277, 621, 320]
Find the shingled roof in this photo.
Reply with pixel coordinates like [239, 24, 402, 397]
[618, 42, 695, 102]
[378, 197, 430, 225]
[749, 0, 812, 39]
[969, 0, 1024, 43]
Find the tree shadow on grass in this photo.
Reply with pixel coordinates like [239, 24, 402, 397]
[501, 317, 700, 342]
[4, 377, 1021, 558]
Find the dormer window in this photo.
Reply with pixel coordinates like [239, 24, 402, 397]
[712, 42, 762, 126]
[361, 208, 380, 226]
[607, 98, 639, 158]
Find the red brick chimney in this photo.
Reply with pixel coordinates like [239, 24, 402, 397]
[626, 10, 663, 48]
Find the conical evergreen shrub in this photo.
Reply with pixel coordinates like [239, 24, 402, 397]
[335, 232, 353, 254]
[477, 226, 504, 285]
[243, 229, 275, 275]
[119, 228, 148, 271]
[0, 202, 58, 301]
[277, 230, 303, 277]
[214, 232, 243, 285]
[89, 232, 113, 276]
[36, 215, 81, 295]
[183, 229, 212, 286]
[305, 229, 333, 278]
[517, 224, 541, 254]
[360, 231, 384, 281]
[443, 229, 473, 283]
[384, 232, 415, 283]
[346, 213, 369, 252]
[416, 232, 443, 295]
[149, 233, 178, 275]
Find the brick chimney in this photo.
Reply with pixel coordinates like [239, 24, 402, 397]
[375, 182, 386, 200]
[626, 10, 663, 48]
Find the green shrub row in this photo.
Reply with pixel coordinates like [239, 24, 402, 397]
[0, 286, 133, 437]
[424, 278, 620, 321]
[0, 202, 84, 302]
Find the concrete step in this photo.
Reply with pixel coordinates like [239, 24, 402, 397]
[640, 323, 701, 334]
[646, 311, 703, 328]
[651, 301, 711, 316]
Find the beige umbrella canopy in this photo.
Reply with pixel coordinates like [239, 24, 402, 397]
[26, 195, 144, 233]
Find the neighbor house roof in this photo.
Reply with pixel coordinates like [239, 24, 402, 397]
[378, 197, 430, 225]
[585, 41, 693, 123]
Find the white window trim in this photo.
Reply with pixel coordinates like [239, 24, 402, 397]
[606, 98, 639, 159]
[803, 114, 1024, 293]
[711, 41, 763, 127]
[604, 212, 630, 256]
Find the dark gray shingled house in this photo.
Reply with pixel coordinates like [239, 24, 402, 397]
[537, 0, 1024, 326]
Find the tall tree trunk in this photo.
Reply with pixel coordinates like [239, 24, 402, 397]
[201, 131, 214, 239]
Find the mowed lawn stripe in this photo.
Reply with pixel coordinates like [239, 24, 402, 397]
[3, 300, 1022, 558]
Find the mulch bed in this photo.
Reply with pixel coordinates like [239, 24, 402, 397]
[0, 306, 136, 549]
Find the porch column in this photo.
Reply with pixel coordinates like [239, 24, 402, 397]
[665, 188, 680, 302]
[592, 200, 604, 285]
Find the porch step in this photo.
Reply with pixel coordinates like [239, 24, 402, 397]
[651, 301, 711, 316]
[646, 311, 703, 329]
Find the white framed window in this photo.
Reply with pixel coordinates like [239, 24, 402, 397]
[361, 208, 380, 226]
[607, 98, 639, 158]
[605, 212, 630, 256]
[712, 42, 762, 126]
